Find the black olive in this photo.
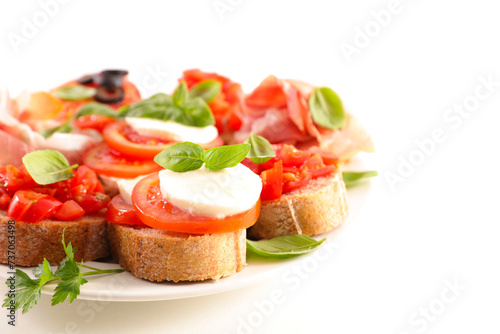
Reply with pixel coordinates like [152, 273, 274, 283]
[99, 69, 128, 87]
[95, 86, 125, 104]
[76, 74, 96, 85]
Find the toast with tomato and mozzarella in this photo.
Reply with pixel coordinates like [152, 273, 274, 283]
[106, 143, 261, 282]
[242, 141, 348, 239]
[0, 153, 111, 266]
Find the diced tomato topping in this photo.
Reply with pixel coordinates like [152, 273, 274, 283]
[241, 158, 261, 174]
[7, 190, 62, 223]
[260, 160, 283, 201]
[54, 200, 85, 220]
[1, 164, 109, 222]
[251, 143, 338, 200]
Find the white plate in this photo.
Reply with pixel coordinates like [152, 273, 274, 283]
[0, 174, 372, 302]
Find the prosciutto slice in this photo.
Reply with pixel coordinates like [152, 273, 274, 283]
[235, 76, 374, 160]
[0, 87, 101, 165]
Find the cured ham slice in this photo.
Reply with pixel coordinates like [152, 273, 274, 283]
[0, 88, 101, 165]
[236, 76, 374, 160]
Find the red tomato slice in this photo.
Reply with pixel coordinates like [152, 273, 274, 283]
[73, 165, 104, 193]
[105, 195, 145, 226]
[260, 160, 283, 201]
[132, 174, 260, 234]
[83, 143, 163, 178]
[53, 200, 85, 220]
[103, 120, 224, 159]
[7, 190, 62, 223]
[74, 114, 117, 132]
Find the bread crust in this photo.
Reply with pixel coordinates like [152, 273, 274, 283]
[0, 211, 110, 266]
[108, 223, 246, 282]
[248, 170, 348, 239]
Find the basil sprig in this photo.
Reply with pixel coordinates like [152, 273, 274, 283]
[246, 235, 325, 258]
[189, 80, 221, 103]
[122, 82, 215, 127]
[22, 150, 78, 185]
[342, 171, 378, 187]
[244, 133, 275, 164]
[154, 142, 250, 172]
[75, 102, 117, 119]
[308, 87, 346, 130]
[54, 85, 96, 101]
[39, 119, 73, 139]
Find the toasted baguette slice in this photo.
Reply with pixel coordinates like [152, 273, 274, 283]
[108, 223, 246, 282]
[247, 170, 348, 239]
[0, 211, 109, 266]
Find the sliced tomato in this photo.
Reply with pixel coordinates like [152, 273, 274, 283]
[83, 143, 163, 178]
[132, 174, 260, 234]
[53, 200, 85, 220]
[103, 120, 224, 159]
[260, 160, 283, 201]
[7, 190, 62, 223]
[106, 195, 145, 226]
[74, 114, 117, 132]
[72, 192, 109, 213]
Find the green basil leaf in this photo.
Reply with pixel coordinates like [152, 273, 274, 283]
[22, 150, 78, 185]
[308, 87, 346, 130]
[189, 80, 221, 103]
[154, 142, 205, 172]
[244, 133, 275, 164]
[75, 102, 117, 119]
[54, 85, 96, 101]
[342, 171, 378, 187]
[246, 235, 325, 258]
[173, 82, 189, 106]
[179, 97, 215, 127]
[203, 143, 251, 171]
[38, 120, 73, 139]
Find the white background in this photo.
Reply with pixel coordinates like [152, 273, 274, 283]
[1, 0, 500, 333]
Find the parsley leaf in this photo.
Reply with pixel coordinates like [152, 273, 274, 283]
[2, 228, 124, 314]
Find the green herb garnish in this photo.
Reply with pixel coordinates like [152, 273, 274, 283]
[308, 87, 346, 130]
[154, 142, 250, 172]
[54, 85, 96, 101]
[342, 171, 378, 187]
[244, 133, 275, 164]
[38, 119, 73, 139]
[246, 235, 325, 258]
[75, 102, 117, 119]
[122, 83, 215, 127]
[189, 80, 221, 103]
[22, 150, 78, 185]
[2, 229, 124, 314]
